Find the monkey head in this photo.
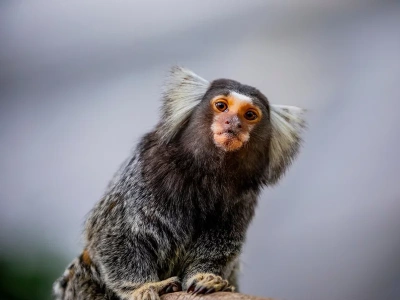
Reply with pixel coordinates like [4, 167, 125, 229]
[158, 66, 306, 184]
[209, 89, 264, 152]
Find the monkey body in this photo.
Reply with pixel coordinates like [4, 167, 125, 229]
[54, 68, 305, 300]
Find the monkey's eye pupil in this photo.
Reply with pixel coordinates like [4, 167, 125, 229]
[244, 111, 257, 120]
[215, 102, 227, 112]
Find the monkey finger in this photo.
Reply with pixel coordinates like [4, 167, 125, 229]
[223, 285, 235, 292]
[193, 286, 208, 294]
[165, 282, 182, 293]
[160, 282, 181, 295]
[187, 282, 197, 293]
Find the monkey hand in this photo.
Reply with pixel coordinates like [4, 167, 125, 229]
[130, 277, 181, 300]
[186, 273, 234, 295]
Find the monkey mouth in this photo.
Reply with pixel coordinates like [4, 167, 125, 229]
[213, 131, 244, 151]
[220, 130, 238, 138]
[216, 130, 241, 140]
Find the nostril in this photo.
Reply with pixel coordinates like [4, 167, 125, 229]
[225, 120, 230, 124]
[237, 123, 242, 129]
[227, 129, 234, 134]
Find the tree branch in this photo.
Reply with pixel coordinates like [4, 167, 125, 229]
[161, 292, 276, 300]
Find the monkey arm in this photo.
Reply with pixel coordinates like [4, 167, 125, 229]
[95, 231, 157, 290]
[180, 196, 255, 295]
[87, 218, 181, 299]
[181, 228, 243, 294]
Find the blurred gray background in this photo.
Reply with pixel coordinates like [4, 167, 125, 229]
[1, 1, 400, 300]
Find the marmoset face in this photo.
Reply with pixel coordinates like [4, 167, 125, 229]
[210, 91, 264, 152]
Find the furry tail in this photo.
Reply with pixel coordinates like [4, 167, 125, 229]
[53, 259, 77, 300]
[53, 251, 116, 300]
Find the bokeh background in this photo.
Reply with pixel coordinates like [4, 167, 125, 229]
[1, 1, 400, 299]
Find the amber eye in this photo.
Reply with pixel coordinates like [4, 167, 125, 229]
[244, 110, 258, 120]
[215, 101, 228, 112]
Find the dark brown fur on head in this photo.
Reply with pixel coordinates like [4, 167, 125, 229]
[159, 67, 306, 185]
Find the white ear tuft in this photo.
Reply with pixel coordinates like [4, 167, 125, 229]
[159, 66, 210, 142]
[267, 105, 306, 184]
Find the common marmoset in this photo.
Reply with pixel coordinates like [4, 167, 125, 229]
[53, 67, 306, 300]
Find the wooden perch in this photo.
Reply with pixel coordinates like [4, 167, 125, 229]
[161, 292, 276, 300]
